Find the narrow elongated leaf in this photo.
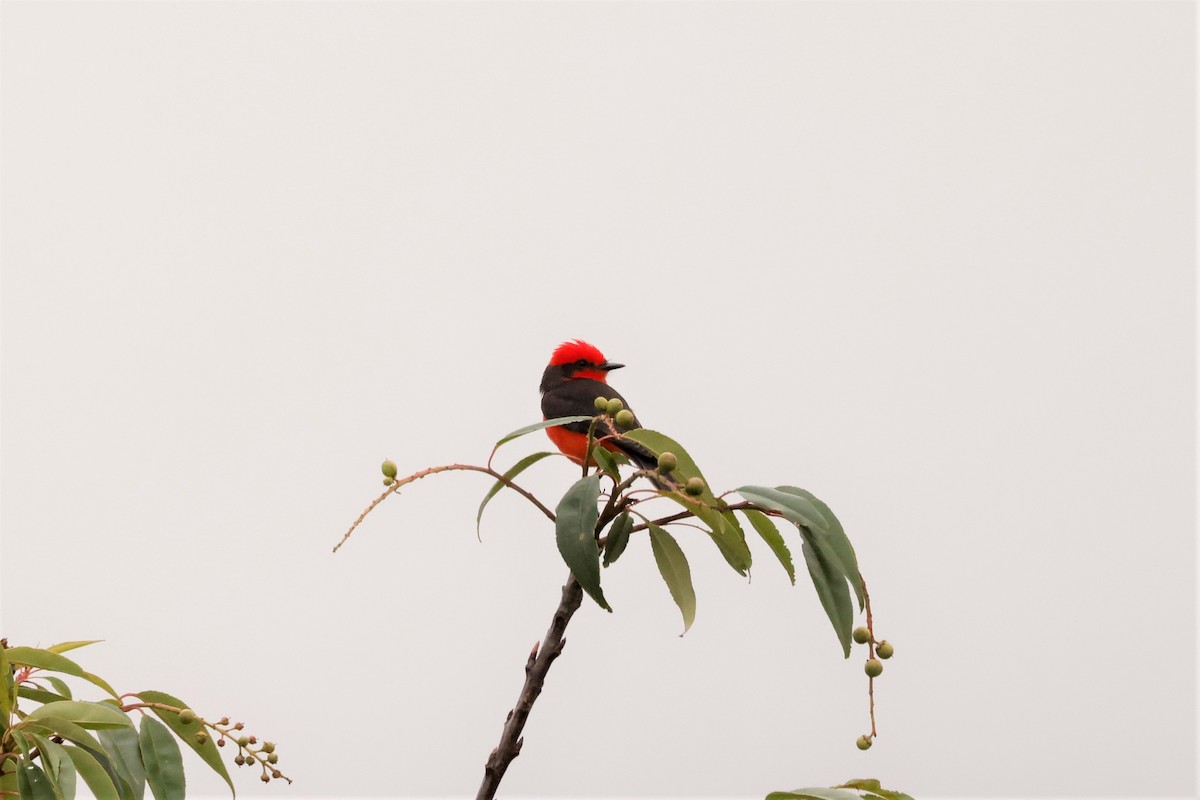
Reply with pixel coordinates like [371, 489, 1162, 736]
[476, 451, 555, 538]
[778, 486, 864, 608]
[31, 733, 76, 800]
[590, 445, 623, 480]
[801, 541, 854, 658]
[737, 485, 863, 609]
[27, 701, 131, 730]
[19, 685, 72, 705]
[47, 641, 103, 655]
[19, 761, 58, 800]
[45, 677, 73, 699]
[837, 778, 916, 800]
[741, 508, 795, 584]
[620, 429, 714, 501]
[99, 726, 146, 800]
[22, 716, 103, 751]
[766, 790, 866, 800]
[139, 717, 185, 800]
[647, 523, 697, 634]
[4, 648, 119, 699]
[602, 512, 633, 567]
[495, 416, 594, 449]
[65, 746, 121, 800]
[653, 491, 752, 575]
[134, 690, 233, 796]
[554, 474, 610, 610]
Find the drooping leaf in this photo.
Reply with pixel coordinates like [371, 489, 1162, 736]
[653, 491, 752, 575]
[742, 508, 795, 584]
[553, 474, 610, 610]
[138, 717, 185, 800]
[602, 512, 633, 567]
[134, 690, 233, 796]
[836, 778, 915, 799]
[31, 732, 76, 800]
[99, 726, 146, 800]
[494, 416, 594, 449]
[18, 761, 58, 800]
[47, 641, 103, 655]
[647, 523, 697, 634]
[4, 648, 119, 699]
[737, 485, 863, 609]
[476, 451, 555, 538]
[778, 486, 864, 608]
[620, 429, 713, 499]
[64, 746, 122, 800]
[26, 701, 132, 730]
[801, 540, 854, 658]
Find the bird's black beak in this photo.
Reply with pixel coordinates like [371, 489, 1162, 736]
[601, 361, 624, 371]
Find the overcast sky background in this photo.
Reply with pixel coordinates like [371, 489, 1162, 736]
[1, 2, 1195, 798]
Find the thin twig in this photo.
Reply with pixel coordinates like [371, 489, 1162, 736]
[476, 574, 583, 800]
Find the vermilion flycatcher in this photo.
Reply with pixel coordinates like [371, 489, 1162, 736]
[539, 340, 657, 469]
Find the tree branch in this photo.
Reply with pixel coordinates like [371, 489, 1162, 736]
[476, 573, 583, 799]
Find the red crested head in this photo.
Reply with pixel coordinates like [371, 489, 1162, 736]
[540, 340, 625, 391]
[549, 339, 607, 367]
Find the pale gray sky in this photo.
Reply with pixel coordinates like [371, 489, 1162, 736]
[1, 2, 1195, 798]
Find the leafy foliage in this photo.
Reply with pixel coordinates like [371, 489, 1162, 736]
[0, 640, 289, 799]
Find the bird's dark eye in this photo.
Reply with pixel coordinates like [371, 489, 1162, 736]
[575, 359, 588, 367]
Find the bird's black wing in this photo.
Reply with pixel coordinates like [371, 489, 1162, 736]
[540, 378, 659, 470]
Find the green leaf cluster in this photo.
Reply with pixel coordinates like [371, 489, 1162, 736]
[767, 778, 915, 800]
[1, 641, 284, 800]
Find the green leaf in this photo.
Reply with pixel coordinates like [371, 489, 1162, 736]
[4, 647, 119, 699]
[590, 445, 623, 480]
[554, 474, 610, 610]
[45, 677, 74, 700]
[134, 690, 233, 796]
[801, 540, 854, 658]
[31, 733, 76, 800]
[602, 512, 633, 567]
[765, 790, 867, 800]
[476, 451, 555, 538]
[742, 508, 795, 584]
[21, 716, 104, 752]
[19, 685, 73, 705]
[47, 641, 103, 655]
[64, 746, 122, 800]
[737, 485, 863, 609]
[494, 416, 594, 449]
[621, 429, 715, 500]
[778, 486, 864, 609]
[27, 701, 132, 730]
[139, 717, 185, 800]
[0, 643, 14, 723]
[647, 523, 697, 634]
[99, 726, 146, 800]
[19, 761, 59, 800]
[653, 491, 752, 575]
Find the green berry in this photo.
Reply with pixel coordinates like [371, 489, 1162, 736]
[195, 731, 209, 745]
[594, 396, 609, 412]
[268, 753, 279, 764]
[856, 735, 872, 750]
[178, 708, 197, 725]
[381, 460, 398, 479]
[865, 658, 883, 678]
[685, 477, 705, 496]
[657, 452, 677, 473]
[614, 409, 635, 428]
[852, 626, 871, 644]
[262, 741, 276, 753]
[237, 736, 249, 747]
[383, 476, 395, 486]
[876, 640, 894, 659]
[606, 398, 624, 416]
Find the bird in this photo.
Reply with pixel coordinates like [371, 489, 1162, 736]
[539, 339, 659, 471]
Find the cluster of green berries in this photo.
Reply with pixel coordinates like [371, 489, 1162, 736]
[594, 395, 635, 429]
[382, 459, 398, 486]
[177, 709, 286, 782]
[850, 626, 895, 751]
